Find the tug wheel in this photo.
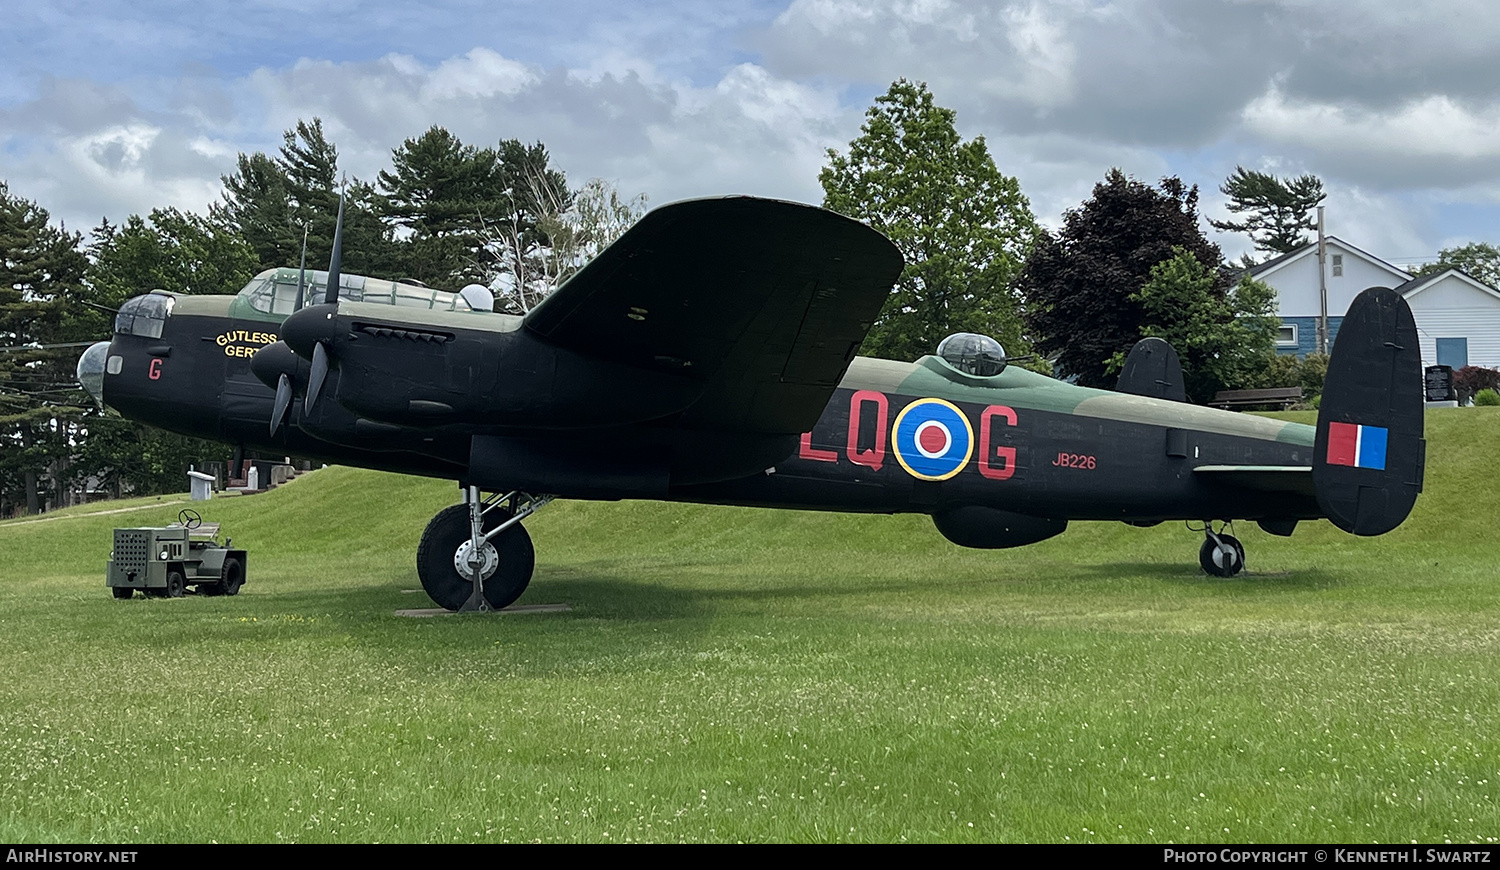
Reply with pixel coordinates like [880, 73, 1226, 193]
[220, 557, 244, 596]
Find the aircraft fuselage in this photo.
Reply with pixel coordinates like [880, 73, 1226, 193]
[90, 291, 1318, 536]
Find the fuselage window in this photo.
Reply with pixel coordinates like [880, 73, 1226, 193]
[235, 269, 474, 314]
[113, 293, 176, 339]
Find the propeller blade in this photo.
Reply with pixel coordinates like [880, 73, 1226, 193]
[305, 341, 329, 415]
[293, 224, 309, 312]
[323, 187, 346, 306]
[271, 373, 292, 437]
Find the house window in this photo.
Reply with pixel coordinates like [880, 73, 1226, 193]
[1331, 253, 1343, 277]
[1276, 323, 1298, 347]
[1436, 337, 1469, 369]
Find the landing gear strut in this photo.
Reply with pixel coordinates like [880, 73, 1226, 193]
[1197, 522, 1245, 578]
[416, 488, 553, 611]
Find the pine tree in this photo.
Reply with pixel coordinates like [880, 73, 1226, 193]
[216, 118, 397, 278]
[1209, 166, 1326, 256]
[0, 182, 89, 515]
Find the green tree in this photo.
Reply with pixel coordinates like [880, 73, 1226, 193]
[378, 126, 494, 287]
[820, 79, 1040, 362]
[216, 118, 397, 278]
[69, 209, 249, 500]
[1209, 166, 1326, 257]
[1018, 170, 1225, 389]
[1119, 249, 1279, 403]
[217, 151, 296, 271]
[379, 127, 570, 294]
[0, 182, 90, 515]
[1412, 242, 1500, 287]
[87, 208, 257, 306]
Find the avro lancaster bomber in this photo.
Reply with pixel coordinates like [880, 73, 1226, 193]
[78, 197, 1424, 611]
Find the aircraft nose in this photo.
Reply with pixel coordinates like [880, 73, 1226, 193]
[76, 341, 111, 407]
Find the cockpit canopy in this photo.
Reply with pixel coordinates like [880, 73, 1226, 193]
[936, 332, 1006, 376]
[236, 268, 475, 316]
[114, 292, 175, 338]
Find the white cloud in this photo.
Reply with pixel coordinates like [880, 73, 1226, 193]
[1244, 86, 1500, 162]
[995, 2, 1076, 108]
[421, 48, 538, 102]
[6, 0, 1500, 261]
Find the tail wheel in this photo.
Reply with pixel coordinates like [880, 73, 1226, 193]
[416, 504, 536, 611]
[1199, 534, 1245, 578]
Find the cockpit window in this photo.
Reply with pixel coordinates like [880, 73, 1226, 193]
[113, 293, 175, 339]
[936, 332, 1007, 376]
[237, 268, 473, 315]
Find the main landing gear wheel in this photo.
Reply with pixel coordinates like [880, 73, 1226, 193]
[416, 504, 536, 611]
[1199, 532, 1245, 578]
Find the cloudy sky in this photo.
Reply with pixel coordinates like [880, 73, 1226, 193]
[3, 0, 1497, 267]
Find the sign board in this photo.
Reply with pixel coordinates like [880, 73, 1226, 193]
[1425, 365, 1456, 402]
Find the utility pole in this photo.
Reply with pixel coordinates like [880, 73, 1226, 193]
[1316, 205, 1328, 356]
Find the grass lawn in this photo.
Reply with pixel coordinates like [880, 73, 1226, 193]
[0, 409, 1496, 843]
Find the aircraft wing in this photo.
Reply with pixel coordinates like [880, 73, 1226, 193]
[523, 197, 904, 434]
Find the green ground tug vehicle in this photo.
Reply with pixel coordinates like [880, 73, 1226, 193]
[107, 509, 247, 599]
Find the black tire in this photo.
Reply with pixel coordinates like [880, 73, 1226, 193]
[416, 504, 536, 611]
[165, 569, 186, 598]
[219, 557, 245, 597]
[1199, 534, 1244, 578]
[111, 586, 134, 600]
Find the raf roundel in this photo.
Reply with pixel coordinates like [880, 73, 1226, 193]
[892, 398, 974, 481]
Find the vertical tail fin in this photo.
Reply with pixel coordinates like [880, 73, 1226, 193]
[1115, 337, 1186, 402]
[1312, 286, 1425, 535]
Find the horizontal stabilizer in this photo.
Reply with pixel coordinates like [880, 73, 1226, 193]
[1115, 337, 1186, 402]
[1193, 465, 1314, 497]
[1312, 287, 1425, 536]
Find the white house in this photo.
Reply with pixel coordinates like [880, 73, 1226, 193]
[1246, 237, 1500, 369]
[1395, 269, 1500, 370]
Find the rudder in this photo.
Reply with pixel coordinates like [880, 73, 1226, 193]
[1312, 286, 1425, 535]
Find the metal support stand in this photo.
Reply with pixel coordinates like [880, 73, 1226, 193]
[454, 487, 556, 613]
[457, 486, 489, 612]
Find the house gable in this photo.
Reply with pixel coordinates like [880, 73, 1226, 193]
[1248, 237, 1413, 318]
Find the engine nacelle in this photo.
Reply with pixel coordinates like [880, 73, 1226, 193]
[932, 505, 1067, 549]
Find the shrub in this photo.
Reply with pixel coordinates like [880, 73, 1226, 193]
[1454, 366, 1500, 403]
[1476, 389, 1500, 406]
[1247, 352, 1329, 404]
